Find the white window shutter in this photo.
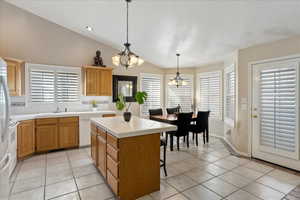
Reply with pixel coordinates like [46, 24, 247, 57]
[198, 72, 222, 119]
[57, 72, 80, 102]
[224, 66, 235, 125]
[141, 74, 162, 116]
[30, 69, 55, 103]
[260, 67, 297, 153]
[166, 74, 193, 112]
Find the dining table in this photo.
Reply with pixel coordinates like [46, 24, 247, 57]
[150, 114, 209, 151]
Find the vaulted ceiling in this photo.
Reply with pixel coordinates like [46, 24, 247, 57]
[5, 0, 300, 68]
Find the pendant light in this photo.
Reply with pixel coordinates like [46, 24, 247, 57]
[168, 53, 187, 88]
[112, 0, 144, 69]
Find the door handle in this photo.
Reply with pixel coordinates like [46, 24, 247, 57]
[252, 115, 258, 118]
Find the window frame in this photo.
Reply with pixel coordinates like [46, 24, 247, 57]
[26, 63, 82, 106]
[140, 73, 163, 117]
[165, 73, 194, 113]
[224, 64, 236, 127]
[197, 71, 222, 120]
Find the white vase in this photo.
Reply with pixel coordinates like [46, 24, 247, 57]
[92, 107, 98, 112]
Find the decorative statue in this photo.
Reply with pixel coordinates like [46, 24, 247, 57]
[93, 50, 106, 67]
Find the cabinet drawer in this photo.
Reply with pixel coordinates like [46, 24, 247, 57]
[107, 134, 118, 149]
[107, 155, 118, 178]
[107, 144, 119, 161]
[59, 117, 79, 123]
[102, 114, 116, 118]
[36, 118, 57, 125]
[107, 170, 119, 195]
[97, 127, 106, 140]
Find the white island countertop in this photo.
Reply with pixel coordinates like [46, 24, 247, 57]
[91, 116, 177, 138]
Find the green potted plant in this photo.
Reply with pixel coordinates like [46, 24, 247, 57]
[91, 100, 97, 111]
[115, 91, 147, 122]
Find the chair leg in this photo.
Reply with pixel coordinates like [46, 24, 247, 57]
[170, 134, 174, 151]
[192, 133, 195, 140]
[177, 137, 180, 151]
[183, 136, 185, 142]
[166, 133, 168, 146]
[206, 130, 209, 143]
[187, 133, 189, 148]
[196, 133, 198, 146]
[203, 133, 206, 144]
[163, 143, 167, 176]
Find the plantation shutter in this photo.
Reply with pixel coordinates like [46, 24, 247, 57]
[57, 72, 80, 102]
[30, 69, 55, 103]
[166, 75, 193, 112]
[260, 67, 297, 153]
[141, 74, 162, 116]
[224, 67, 235, 124]
[198, 72, 221, 119]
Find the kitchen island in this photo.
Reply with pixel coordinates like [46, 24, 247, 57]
[90, 116, 177, 200]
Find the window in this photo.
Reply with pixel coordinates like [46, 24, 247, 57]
[166, 74, 193, 112]
[57, 72, 80, 102]
[198, 71, 222, 119]
[140, 73, 162, 116]
[224, 65, 235, 126]
[28, 64, 81, 104]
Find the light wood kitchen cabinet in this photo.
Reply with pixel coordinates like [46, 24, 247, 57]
[58, 117, 79, 148]
[36, 119, 58, 152]
[90, 122, 160, 200]
[97, 131, 107, 178]
[84, 66, 113, 96]
[91, 123, 98, 164]
[4, 58, 24, 96]
[17, 120, 35, 159]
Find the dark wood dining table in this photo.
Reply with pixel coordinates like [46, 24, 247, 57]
[150, 114, 209, 151]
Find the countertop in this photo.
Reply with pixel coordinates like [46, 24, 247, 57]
[91, 116, 177, 138]
[11, 110, 116, 122]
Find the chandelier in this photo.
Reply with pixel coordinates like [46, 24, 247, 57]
[112, 0, 144, 69]
[168, 53, 187, 88]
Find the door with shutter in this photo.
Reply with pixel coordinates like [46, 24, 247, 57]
[252, 60, 300, 170]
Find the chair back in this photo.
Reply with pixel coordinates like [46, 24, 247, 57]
[175, 112, 193, 136]
[166, 107, 180, 115]
[195, 111, 210, 132]
[149, 108, 163, 116]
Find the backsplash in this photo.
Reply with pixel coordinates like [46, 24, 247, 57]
[10, 95, 114, 115]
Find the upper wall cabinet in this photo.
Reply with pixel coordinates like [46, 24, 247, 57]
[4, 58, 24, 96]
[84, 66, 113, 96]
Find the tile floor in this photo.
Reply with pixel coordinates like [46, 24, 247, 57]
[8, 136, 300, 200]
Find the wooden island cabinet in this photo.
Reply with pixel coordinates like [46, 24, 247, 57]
[90, 116, 177, 200]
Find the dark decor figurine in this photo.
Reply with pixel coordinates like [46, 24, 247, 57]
[93, 50, 106, 67]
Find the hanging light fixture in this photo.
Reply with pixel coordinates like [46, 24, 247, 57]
[168, 53, 187, 88]
[112, 0, 144, 69]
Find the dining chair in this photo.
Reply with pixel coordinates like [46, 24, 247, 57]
[167, 112, 193, 151]
[189, 111, 210, 145]
[149, 108, 167, 176]
[166, 107, 180, 115]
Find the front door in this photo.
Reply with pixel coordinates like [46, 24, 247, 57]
[251, 59, 300, 170]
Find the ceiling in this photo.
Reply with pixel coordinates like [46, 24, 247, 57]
[5, 0, 300, 68]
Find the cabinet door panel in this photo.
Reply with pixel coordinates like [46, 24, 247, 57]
[59, 122, 79, 148]
[100, 70, 112, 96]
[5, 59, 21, 96]
[91, 130, 97, 164]
[97, 135, 107, 178]
[86, 69, 100, 96]
[17, 120, 35, 159]
[36, 125, 58, 152]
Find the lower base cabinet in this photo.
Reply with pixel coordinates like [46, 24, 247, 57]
[17, 120, 35, 159]
[91, 123, 160, 200]
[36, 117, 79, 152]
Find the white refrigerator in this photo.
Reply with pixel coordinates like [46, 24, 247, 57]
[0, 57, 11, 200]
